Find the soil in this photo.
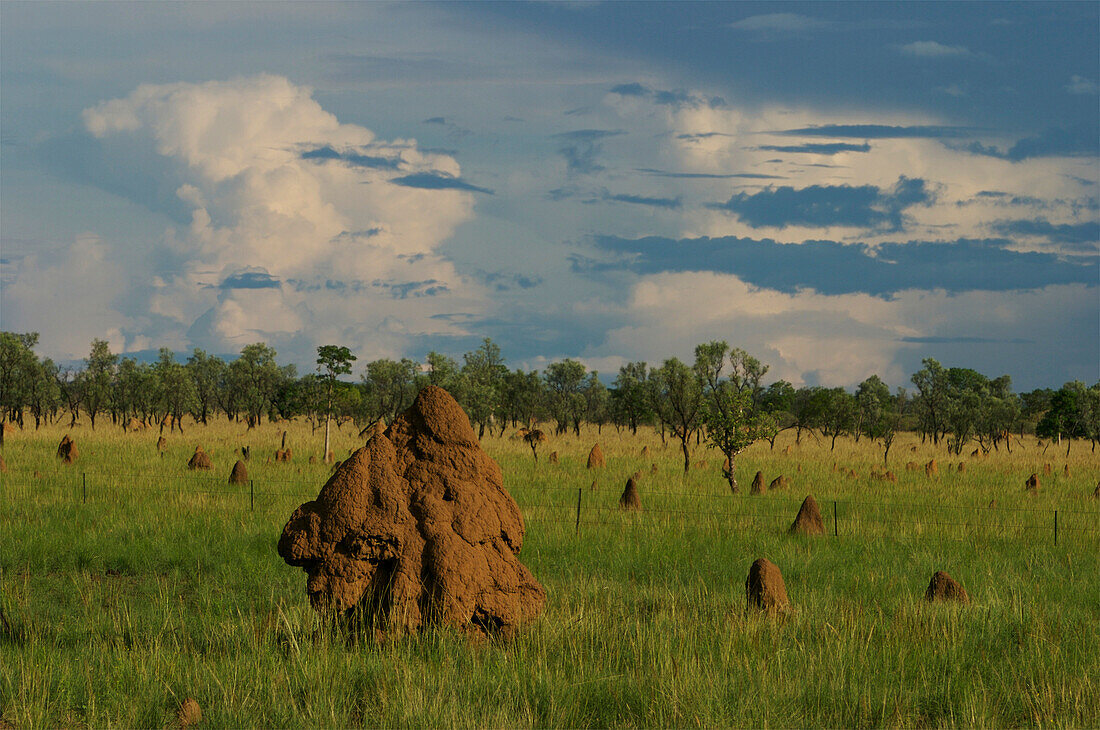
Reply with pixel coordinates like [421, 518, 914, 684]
[278, 386, 545, 637]
[750, 471, 766, 495]
[57, 435, 78, 464]
[1025, 473, 1040, 492]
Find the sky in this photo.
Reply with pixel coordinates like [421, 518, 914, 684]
[1, 1, 1097, 391]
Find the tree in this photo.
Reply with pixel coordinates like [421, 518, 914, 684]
[25, 357, 60, 429]
[361, 358, 420, 426]
[1036, 381, 1089, 456]
[0, 331, 41, 438]
[790, 386, 826, 444]
[154, 349, 195, 433]
[317, 345, 357, 459]
[855, 375, 891, 443]
[818, 387, 856, 451]
[229, 343, 284, 428]
[695, 342, 775, 490]
[81, 339, 118, 429]
[582, 372, 610, 434]
[651, 357, 704, 474]
[862, 386, 905, 466]
[911, 358, 950, 445]
[612, 362, 651, 435]
[544, 359, 587, 436]
[758, 379, 796, 449]
[501, 369, 544, 430]
[187, 349, 226, 425]
[462, 338, 507, 439]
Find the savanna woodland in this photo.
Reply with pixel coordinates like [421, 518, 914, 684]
[2, 332, 1098, 727]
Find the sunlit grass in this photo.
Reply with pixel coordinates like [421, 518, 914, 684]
[1, 419, 1098, 727]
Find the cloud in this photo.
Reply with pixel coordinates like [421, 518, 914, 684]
[1065, 75, 1099, 95]
[709, 176, 935, 230]
[552, 129, 626, 176]
[609, 82, 727, 109]
[601, 191, 682, 209]
[963, 123, 1100, 161]
[991, 218, 1100, 250]
[776, 124, 971, 139]
[636, 168, 786, 180]
[220, 270, 281, 289]
[585, 235, 1099, 295]
[389, 171, 493, 194]
[596, 270, 1097, 389]
[756, 142, 871, 154]
[728, 13, 834, 32]
[897, 41, 975, 59]
[11, 74, 494, 361]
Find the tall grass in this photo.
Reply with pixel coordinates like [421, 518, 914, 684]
[1, 419, 1098, 727]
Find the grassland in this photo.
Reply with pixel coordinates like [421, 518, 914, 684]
[1, 418, 1098, 728]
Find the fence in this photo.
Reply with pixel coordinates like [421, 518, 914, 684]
[1, 470, 1098, 547]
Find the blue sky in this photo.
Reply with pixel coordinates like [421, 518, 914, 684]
[1, 1, 1097, 390]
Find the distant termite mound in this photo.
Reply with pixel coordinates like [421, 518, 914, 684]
[789, 496, 825, 536]
[229, 460, 248, 485]
[586, 444, 605, 469]
[619, 476, 641, 511]
[278, 386, 545, 638]
[745, 558, 790, 613]
[187, 446, 213, 471]
[924, 571, 969, 604]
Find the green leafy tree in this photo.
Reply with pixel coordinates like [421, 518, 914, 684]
[81, 339, 118, 430]
[911, 358, 950, 445]
[229, 343, 284, 428]
[612, 362, 651, 435]
[758, 379, 796, 449]
[651, 357, 704, 474]
[187, 349, 226, 425]
[154, 349, 195, 433]
[818, 387, 856, 451]
[694, 342, 775, 490]
[544, 359, 587, 436]
[1037, 381, 1089, 456]
[862, 386, 906, 466]
[790, 386, 826, 444]
[462, 338, 508, 439]
[0, 331, 41, 437]
[26, 357, 61, 429]
[317, 345, 357, 458]
[582, 372, 610, 434]
[361, 358, 420, 426]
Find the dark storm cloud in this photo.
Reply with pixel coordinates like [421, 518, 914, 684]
[219, 271, 280, 289]
[584, 235, 1098, 296]
[961, 123, 1100, 161]
[711, 176, 934, 230]
[389, 172, 493, 194]
[775, 124, 971, 139]
[757, 142, 872, 154]
[551, 129, 626, 176]
[300, 145, 403, 170]
[991, 218, 1100, 250]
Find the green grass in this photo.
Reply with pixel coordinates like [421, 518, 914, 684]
[1, 420, 1098, 727]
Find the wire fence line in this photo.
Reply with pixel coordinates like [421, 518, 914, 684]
[2, 470, 1098, 547]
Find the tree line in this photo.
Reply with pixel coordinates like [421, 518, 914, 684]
[2, 332, 1097, 478]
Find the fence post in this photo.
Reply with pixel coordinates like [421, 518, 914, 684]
[250, 479, 254, 512]
[575, 488, 582, 536]
[833, 500, 838, 537]
[82, 472, 86, 505]
[1054, 509, 1058, 546]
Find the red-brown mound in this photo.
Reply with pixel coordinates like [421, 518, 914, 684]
[229, 460, 248, 485]
[56, 435, 78, 464]
[587, 443, 605, 469]
[640, 445, 650, 458]
[924, 571, 969, 604]
[768, 475, 789, 491]
[156, 436, 167, 452]
[278, 386, 545, 637]
[1025, 473, 1040, 492]
[745, 558, 790, 613]
[750, 471, 766, 495]
[548, 451, 558, 464]
[619, 477, 641, 511]
[187, 446, 213, 471]
[789, 496, 825, 536]
[925, 459, 937, 477]
[176, 698, 202, 728]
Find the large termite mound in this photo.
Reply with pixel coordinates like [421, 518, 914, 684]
[924, 571, 969, 604]
[745, 558, 790, 613]
[56, 435, 78, 464]
[619, 476, 641, 511]
[586, 443, 605, 469]
[229, 460, 248, 485]
[750, 471, 766, 495]
[278, 386, 545, 637]
[789, 495, 825, 536]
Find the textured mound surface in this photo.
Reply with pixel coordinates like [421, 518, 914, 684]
[229, 460, 248, 485]
[789, 496, 825, 536]
[278, 386, 545, 637]
[750, 471, 766, 495]
[746, 558, 790, 613]
[586, 444, 604, 469]
[187, 447, 212, 471]
[924, 571, 969, 604]
[619, 477, 641, 511]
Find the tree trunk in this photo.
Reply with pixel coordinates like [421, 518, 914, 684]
[680, 437, 690, 474]
[725, 454, 738, 493]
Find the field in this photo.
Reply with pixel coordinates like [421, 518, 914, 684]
[1, 418, 1098, 728]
